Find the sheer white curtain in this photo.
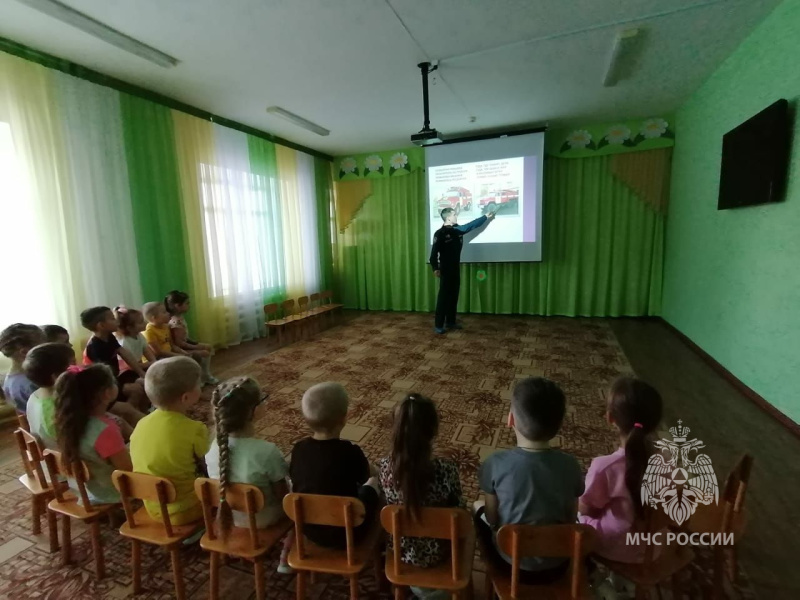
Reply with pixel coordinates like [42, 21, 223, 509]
[296, 151, 321, 290]
[55, 72, 142, 309]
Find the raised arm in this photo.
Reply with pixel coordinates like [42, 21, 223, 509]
[454, 213, 492, 234]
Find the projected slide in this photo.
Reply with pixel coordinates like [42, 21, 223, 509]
[426, 131, 544, 262]
[428, 157, 533, 244]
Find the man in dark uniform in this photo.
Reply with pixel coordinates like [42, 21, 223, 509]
[430, 207, 496, 333]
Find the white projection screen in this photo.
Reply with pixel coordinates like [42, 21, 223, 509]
[425, 132, 545, 262]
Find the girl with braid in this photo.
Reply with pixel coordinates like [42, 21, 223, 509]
[206, 377, 292, 571]
[54, 364, 131, 505]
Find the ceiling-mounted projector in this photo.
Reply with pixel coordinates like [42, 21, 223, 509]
[411, 62, 444, 146]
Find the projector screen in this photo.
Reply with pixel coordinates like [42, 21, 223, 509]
[426, 132, 544, 262]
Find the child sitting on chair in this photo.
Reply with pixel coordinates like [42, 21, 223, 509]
[289, 382, 381, 548]
[164, 290, 218, 385]
[206, 376, 291, 571]
[114, 306, 157, 372]
[1, 323, 45, 413]
[42, 324, 70, 345]
[130, 356, 210, 526]
[24, 342, 76, 449]
[54, 364, 132, 505]
[476, 377, 584, 584]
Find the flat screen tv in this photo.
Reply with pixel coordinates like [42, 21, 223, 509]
[718, 99, 790, 210]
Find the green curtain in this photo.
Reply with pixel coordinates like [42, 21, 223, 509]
[314, 157, 335, 293]
[335, 156, 664, 316]
[246, 134, 287, 305]
[120, 93, 192, 310]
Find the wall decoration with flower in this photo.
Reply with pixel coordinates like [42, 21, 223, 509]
[546, 116, 675, 158]
[336, 146, 424, 180]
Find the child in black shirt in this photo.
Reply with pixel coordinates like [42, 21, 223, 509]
[290, 382, 380, 548]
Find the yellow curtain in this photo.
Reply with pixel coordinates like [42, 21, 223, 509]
[171, 111, 231, 347]
[0, 53, 86, 347]
[610, 148, 673, 214]
[334, 178, 373, 233]
[275, 145, 307, 298]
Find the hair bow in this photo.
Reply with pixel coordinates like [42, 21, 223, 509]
[66, 365, 84, 374]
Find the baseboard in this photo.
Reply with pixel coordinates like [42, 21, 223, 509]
[659, 318, 800, 440]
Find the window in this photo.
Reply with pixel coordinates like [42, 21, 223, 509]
[199, 163, 283, 298]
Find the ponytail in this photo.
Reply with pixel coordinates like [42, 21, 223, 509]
[391, 394, 439, 519]
[54, 364, 116, 469]
[114, 306, 143, 338]
[211, 377, 262, 538]
[608, 378, 663, 518]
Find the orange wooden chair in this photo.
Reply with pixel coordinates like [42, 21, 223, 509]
[685, 454, 753, 599]
[264, 303, 281, 345]
[42, 449, 119, 578]
[481, 523, 596, 600]
[297, 295, 312, 338]
[595, 507, 694, 599]
[380, 506, 476, 599]
[112, 470, 203, 600]
[195, 478, 292, 600]
[18, 413, 30, 431]
[283, 492, 384, 600]
[308, 292, 323, 334]
[13, 428, 60, 551]
[280, 299, 298, 344]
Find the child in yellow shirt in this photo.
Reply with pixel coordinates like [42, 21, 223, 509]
[142, 302, 185, 359]
[130, 356, 209, 526]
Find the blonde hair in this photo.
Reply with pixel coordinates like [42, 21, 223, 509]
[301, 382, 349, 433]
[142, 301, 164, 320]
[144, 356, 201, 407]
[211, 377, 263, 538]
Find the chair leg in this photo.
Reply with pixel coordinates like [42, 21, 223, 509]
[60, 514, 71, 565]
[209, 551, 220, 600]
[47, 508, 59, 553]
[31, 495, 42, 535]
[484, 573, 494, 600]
[170, 547, 186, 600]
[131, 539, 142, 594]
[296, 570, 307, 600]
[726, 546, 738, 584]
[254, 559, 265, 600]
[394, 585, 404, 600]
[349, 574, 358, 600]
[89, 520, 105, 579]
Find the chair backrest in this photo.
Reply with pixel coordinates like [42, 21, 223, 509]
[381, 506, 473, 582]
[112, 470, 178, 536]
[194, 478, 266, 549]
[283, 493, 366, 566]
[281, 299, 295, 317]
[310, 293, 320, 307]
[298, 296, 309, 312]
[320, 290, 332, 304]
[264, 303, 279, 319]
[496, 523, 596, 599]
[721, 454, 753, 530]
[17, 413, 30, 432]
[43, 449, 96, 510]
[14, 428, 49, 489]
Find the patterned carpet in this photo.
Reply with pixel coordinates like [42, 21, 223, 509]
[0, 312, 754, 599]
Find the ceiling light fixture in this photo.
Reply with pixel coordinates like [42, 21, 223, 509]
[266, 107, 330, 137]
[14, 0, 178, 68]
[603, 28, 641, 87]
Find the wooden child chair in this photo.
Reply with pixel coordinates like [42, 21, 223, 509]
[380, 505, 476, 600]
[43, 449, 119, 578]
[595, 506, 694, 599]
[195, 478, 292, 600]
[280, 299, 298, 344]
[685, 454, 753, 599]
[13, 428, 60, 551]
[112, 470, 203, 600]
[264, 303, 281, 345]
[297, 295, 312, 338]
[283, 492, 384, 600]
[482, 523, 596, 600]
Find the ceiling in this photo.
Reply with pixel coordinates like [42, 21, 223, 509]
[0, 0, 782, 155]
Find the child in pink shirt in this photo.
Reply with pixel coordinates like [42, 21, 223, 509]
[579, 377, 663, 566]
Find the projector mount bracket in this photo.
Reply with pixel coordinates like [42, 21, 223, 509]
[417, 61, 439, 134]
